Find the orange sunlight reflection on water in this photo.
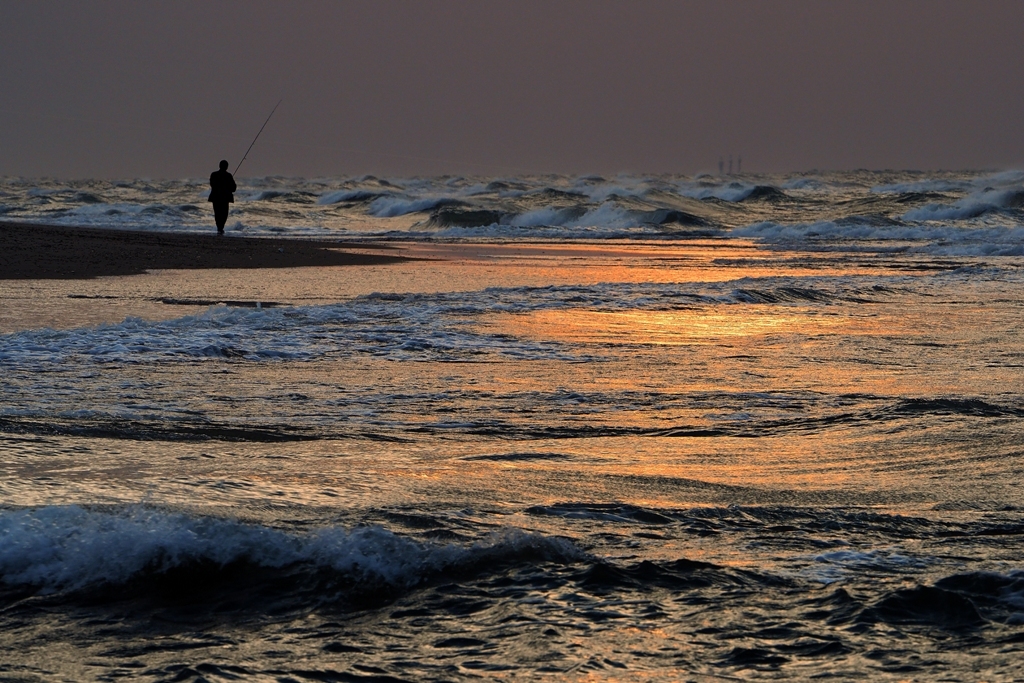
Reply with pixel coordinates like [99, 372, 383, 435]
[496, 307, 846, 344]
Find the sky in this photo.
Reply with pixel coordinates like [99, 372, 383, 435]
[2, 0, 1023, 178]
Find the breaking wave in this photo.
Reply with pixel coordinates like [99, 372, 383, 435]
[1, 170, 1021, 250]
[0, 506, 583, 598]
[733, 220, 1024, 255]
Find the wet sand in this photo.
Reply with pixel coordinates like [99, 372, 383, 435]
[0, 222, 409, 279]
[0, 227, 903, 334]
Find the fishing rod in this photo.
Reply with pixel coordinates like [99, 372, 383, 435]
[234, 99, 282, 175]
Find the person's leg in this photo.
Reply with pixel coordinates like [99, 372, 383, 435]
[214, 202, 229, 233]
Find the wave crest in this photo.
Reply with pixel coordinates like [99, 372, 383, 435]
[0, 506, 584, 594]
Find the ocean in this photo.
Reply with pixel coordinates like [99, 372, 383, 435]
[1, 170, 1024, 680]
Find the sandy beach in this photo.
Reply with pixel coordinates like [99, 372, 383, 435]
[0, 225, 787, 334]
[0, 222, 409, 280]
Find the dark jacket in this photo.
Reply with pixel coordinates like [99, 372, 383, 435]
[209, 169, 237, 203]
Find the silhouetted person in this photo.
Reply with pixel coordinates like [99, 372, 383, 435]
[209, 160, 236, 234]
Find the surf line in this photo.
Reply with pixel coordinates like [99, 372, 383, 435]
[235, 99, 282, 175]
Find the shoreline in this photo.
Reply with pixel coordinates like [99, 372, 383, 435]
[0, 221, 765, 281]
[0, 222, 411, 280]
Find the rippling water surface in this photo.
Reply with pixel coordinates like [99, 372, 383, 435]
[2, 170, 1024, 681]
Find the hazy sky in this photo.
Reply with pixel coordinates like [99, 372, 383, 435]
[2, 1, 1023, 178]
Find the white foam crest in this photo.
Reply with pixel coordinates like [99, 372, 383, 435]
[567, 202, 640, 229]
[242, 189, 294, 202]
[65, 202, 151, 216]
[426, 202, 653, 236]
[524, 208, 665, 236]
[510, 207, 568, 227]
[457, 182, 491, 196]
[367, 196, 462, 217]
[0, 506, 290, 590]
[0, 506, 583, 591]
[813, 548, 928, 570]
[873, 171, 1024, 194]
[580, 185, 636, 202]
[901, 186, 1024, 222]
[903, 202, 991, 222]
[2, 294, 577, 366]
[317, 188, 386, 205]
[870, 179, 973, 194]
[971, 169, 1024, 187]
[677, 181, 760, 202]
[429, 222, 650, 240]
[733, 220, 1024, 253]
[0, 305, 318, 365]
[571, 177, 651, 202]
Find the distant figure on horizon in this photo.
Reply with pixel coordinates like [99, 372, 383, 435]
[209, 160, 237, 234]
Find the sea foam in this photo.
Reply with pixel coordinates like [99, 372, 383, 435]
[0, 506, 583, 592]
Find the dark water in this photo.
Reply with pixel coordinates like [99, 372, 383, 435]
[2, 170, 1024, 680]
